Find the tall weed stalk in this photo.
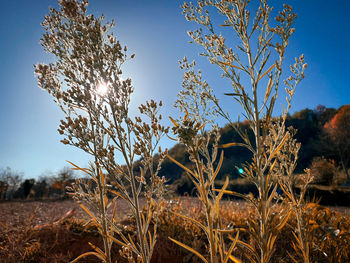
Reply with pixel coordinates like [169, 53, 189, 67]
[35, 1, 168, 262]
[181, 1, 307, 262]
[169, 58, 241, 263]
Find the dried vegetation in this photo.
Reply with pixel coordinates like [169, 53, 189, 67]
[1, 199, 350, 262]
[18, 0, 350, 262]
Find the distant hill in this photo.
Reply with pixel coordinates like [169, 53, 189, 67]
[152, 105, 346, 194]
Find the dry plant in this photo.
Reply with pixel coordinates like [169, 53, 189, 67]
[273, 125, 314, 263]
[181, 0, 307, 262]
[35, 1, 168, 262]
[168, 58, 241, 263]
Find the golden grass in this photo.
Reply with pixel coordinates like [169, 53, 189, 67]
[1, 199, 349, 262]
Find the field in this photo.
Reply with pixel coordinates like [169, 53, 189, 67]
[1, 198, 350, 263]
[0, 199, 143, 263]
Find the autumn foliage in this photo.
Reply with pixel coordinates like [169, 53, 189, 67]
[324, 105, 350, 179]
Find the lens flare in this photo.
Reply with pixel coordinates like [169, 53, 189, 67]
[97, 82, 108, 96]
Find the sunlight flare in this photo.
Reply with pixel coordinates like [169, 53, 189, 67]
[96, 82, 108, 96]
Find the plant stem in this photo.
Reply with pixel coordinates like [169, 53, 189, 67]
[193, 146, 217, 263]
[90, 113, 112, 263]
[129, 165, 148, 262]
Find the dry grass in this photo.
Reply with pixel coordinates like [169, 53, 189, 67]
[1, 198, 349, 262]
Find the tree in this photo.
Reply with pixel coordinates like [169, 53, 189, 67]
[35, 1, 168, 262]
[0, 167, 23, 200]
[0, 180, 8, 200]
[309, 157, 345, 186]
[24, 179, 35, 198]
[51, 167, 74, 197]
[324, 105, 350, 180]
[32, 177, 49, 199]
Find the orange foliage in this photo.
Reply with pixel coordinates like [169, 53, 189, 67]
[324, 105, 350, 132]
[323, 105, 350, 178]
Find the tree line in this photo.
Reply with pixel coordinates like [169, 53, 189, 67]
[0, 166, 74, 200]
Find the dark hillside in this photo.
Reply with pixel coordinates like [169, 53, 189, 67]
[156, 105, 347, 194]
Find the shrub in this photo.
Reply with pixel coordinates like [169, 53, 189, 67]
[310, 157, 345, 186]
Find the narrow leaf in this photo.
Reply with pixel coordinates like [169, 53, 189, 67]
[66, 160, 90, 174]
[287, 250, 299, 263]
[103, 195, 108, 210]
[109, 190, 127, 201]
[279, 183, 293, 201]
[112, 200, 117, 221]
[214, 177, 229, 210]
[166, 134, 178, 141]
[270, 133, 289, 160]
[224, 231, 240, 263]
[70, 251, 105, 263]
[169, 116, 179, 127]
[257, 63, 276, 82]
[109, 235, 128, 247]
[305, 202, 317, 210]
[169, 237, 208, 263]
[217, 60, 244, 71]
[217, 229, 239, 233]
[213, 189, 247, 200]
[88, 242, 106, 259]
[197, 122, 207, 131]
[224, 93, 242, 97]
[168, 155, 195, 177]
[277, 208, 292, 231]
[234, 239, 257, 256]
[228, 255, 243, 263]
[113, 164, 124, 175]
[266, 184, 278, 206]
[267, 234, 277, 252]
[184, 107, 189, 120]
[269, 158, 278, 174]
[264, 77, 273, 103]
[128, 233, 138, 252]
[99, 168, 105, 189]
[211, 150, 224, 185]
[216, 142, 247, 148]
[78, 203, 97, 222]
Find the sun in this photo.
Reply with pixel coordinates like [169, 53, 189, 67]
[96, 82, 108, 96]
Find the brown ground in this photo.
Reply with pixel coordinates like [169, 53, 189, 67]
[0, 199, 349, 262]
[0, 199, 143, 263]
[1, 198, 349, 231]
[0, 199, 135, 231]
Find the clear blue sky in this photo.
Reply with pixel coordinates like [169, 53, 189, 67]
[0, 0, 349, 179]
